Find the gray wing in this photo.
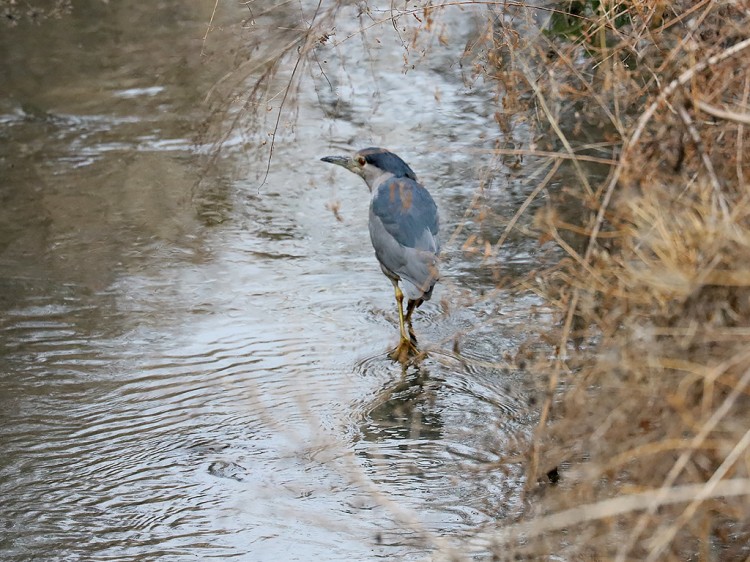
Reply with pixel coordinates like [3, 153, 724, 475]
[369, 177, 440, 301]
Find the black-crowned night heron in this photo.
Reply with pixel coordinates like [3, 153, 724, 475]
[321, 147, 440, 361]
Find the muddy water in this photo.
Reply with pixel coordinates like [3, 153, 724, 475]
[0, 2, 547, 560]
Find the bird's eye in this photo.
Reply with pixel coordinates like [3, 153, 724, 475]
[357, 155, 366, 166]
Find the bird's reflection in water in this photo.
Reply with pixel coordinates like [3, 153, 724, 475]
[353, 348, 533, 544]
[358, 353, 444, 445]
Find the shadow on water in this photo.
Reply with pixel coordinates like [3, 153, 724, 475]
[0, 1, 555, 560]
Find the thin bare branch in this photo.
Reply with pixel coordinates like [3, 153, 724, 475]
[696, 99, 750, 126]
[468, 478, 750, 553]
[202, 0, 221, 57]
[646, 427, 750, 561]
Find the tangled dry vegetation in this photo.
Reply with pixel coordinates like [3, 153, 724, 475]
[485, 1, 750, 559]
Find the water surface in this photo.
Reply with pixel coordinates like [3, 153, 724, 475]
[0, 2, 548, 559]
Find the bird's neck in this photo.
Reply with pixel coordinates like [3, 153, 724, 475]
[365, 170, 396, 193]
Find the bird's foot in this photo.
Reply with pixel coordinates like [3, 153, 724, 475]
[389, 337, 420, 364]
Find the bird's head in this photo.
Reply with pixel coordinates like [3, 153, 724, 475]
[321, 147, 417, 191]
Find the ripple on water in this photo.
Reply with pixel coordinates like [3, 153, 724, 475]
[353, 346, 533, 541]
[0, 295, 361, 559]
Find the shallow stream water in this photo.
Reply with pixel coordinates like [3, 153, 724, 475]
[0, 2, 551, 559]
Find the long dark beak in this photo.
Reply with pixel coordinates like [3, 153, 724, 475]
[320, 155, 352, 169]
[322, 155, 366, 178]
[321, 154, 366, 182]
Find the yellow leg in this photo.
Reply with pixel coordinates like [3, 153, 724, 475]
[390, 282, 418, 363]
[393, 283, 410, 343]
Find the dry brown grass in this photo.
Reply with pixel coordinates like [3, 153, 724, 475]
[484, 1, 750, 559]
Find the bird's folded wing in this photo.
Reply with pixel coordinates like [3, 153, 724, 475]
[370, 177, 439, 253]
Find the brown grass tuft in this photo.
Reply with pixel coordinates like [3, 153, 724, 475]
[488, 1, 750, 559]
